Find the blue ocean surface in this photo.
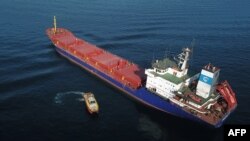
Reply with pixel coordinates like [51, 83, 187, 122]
[0, 0, 250, 141]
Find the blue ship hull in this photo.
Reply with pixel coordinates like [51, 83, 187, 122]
[54, 46, 227, 128]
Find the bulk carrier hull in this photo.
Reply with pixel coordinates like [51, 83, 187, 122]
[53, 40, 228, 128]
[47, 23, 235, 127]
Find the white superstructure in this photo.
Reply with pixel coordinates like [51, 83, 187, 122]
[145, 48, 192, 98]
[144, 47, 228, 117]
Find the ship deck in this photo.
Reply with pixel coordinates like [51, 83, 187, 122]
[47, 28, 146, 89]
[150, 71, 189, 84]
[179, 86, 220, 105]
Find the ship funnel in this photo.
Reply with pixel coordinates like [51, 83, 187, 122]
[53, 16, 57, 34]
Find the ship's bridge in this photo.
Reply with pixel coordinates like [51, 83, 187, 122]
[152, 58, 178, 70]
[145, 48, 195, 99]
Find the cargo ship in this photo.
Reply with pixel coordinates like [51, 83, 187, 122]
[46, 17, 237, 127]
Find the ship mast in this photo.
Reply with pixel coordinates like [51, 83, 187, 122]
[178, 48, 191, 70]
[181, 48, 191, 70]
[53, 16, 57, 34]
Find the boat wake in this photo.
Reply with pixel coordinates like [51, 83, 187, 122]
[54, 91, 84, 104]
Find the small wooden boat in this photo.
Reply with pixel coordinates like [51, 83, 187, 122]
[83, 92, 99, 114]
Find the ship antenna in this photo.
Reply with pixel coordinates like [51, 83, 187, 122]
[53, 16, 57, 34]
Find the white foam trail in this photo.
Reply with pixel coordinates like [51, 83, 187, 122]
[77, 98, 85, 102]
[54, 91, 84, 104]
